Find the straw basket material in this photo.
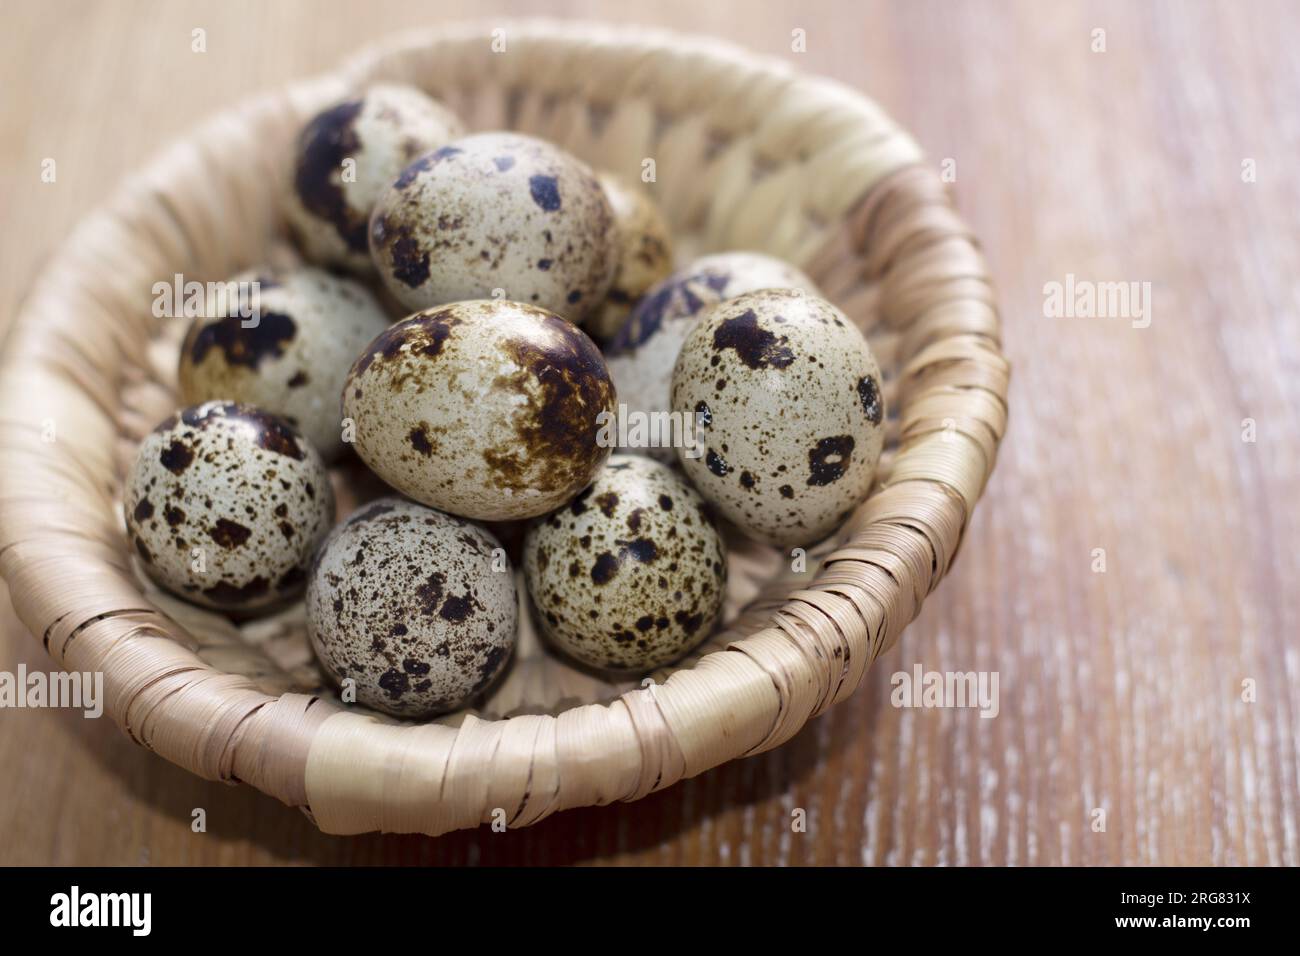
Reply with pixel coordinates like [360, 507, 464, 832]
[0, 21, 1008, 837]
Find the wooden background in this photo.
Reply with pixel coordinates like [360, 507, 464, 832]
[1, 0, 1296, 866]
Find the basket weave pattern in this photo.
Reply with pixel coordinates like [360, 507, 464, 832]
[0, 22, 1007, 836]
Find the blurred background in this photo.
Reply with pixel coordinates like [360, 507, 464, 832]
[0, 0, 1295, 865]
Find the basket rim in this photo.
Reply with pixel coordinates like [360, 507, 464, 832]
[0, 20, 1008, 837]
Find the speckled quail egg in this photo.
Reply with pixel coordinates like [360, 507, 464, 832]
[671, 289, 885, 548]
[605, 251, 818, 460]
[524, 455, 726, 673]
[342, 300, 617, 521]
[584, 173, 673, 342]
[285, 84, 466, 273]
[123, 401, 335, 613]
[306, 496, 517, 718]
[178, 267, 391, 460]
[368, 132, 616, 321]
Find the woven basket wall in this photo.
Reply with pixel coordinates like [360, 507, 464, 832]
[0, 21, 1008, 837]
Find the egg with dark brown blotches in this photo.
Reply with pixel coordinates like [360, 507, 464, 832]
[584, 173, 673, 342]
[368, 132, 616, 321]
[672, 289, 885, 548]
[123, 402, 335, 613]
[284, 84, 466, 273]
[605, 251, 818, 460]
[342, 300, 617, 521]
[306, 497, 517, 718]
[178, 267, 391, 460]
[523, 455, 726, 673]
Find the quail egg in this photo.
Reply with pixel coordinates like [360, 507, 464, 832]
[605, 251, 818, 460]
[285, 84, 466, 273]
[342, 300, 617, 521]
[368, 132, 616, 321]
[178, 267, 391, 460]
[306, 497, 517, 718]
[123, 401, 335, 613]
[524, 455, 726, 673]
[671, 289, 885, 548]
[584, 173, 673, 342]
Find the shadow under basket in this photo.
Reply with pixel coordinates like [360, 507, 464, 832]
[0, 21, 1008, 837]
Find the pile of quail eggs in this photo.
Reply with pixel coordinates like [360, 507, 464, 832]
[123, 83, 887, 719]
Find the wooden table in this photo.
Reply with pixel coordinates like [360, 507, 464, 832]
[1, 0, 1295, 866]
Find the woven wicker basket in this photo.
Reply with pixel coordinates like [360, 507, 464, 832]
[0, 21, 1007, 837]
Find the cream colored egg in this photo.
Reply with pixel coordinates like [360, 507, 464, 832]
[523, 455, 726, 673]
[342, 300, 617, 521]
[584, 173, 673, 342]
[284, 84, 466, 273]
[605, 251, 818, 461]
[671, 290, 885, 548]
[306, 497, 517, 718]
[368, 132, 616, 322]
[178, 267, 391, 460]
[123, 402, 335, 613]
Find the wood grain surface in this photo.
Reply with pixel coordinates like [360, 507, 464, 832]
[1, 0, 1296, 866]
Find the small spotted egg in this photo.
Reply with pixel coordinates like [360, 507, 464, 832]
[605, 251, 818, 460]
[342, 300, 617, 521]
[524, 455, 726, 673]
[583, 173, 673, 342]
[178, 267, 391, 461]
[368, 132, 616, 321]
[123, 402, 335, 613]
[671, 290, 885, 548]
[284, 84, 466, 273]
[306, 497, 517, 718]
